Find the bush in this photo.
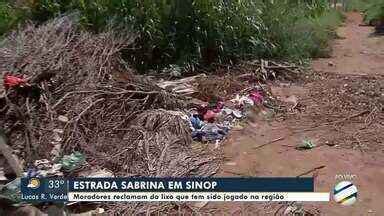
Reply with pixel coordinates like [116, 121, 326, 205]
[258, 1, 342, 59]
[1, 0, 343, 72]
[346, 0, 368, 11]
[363, 0, 384, 24]
[0, 1, 25, 36]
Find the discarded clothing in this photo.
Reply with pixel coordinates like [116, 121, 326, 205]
[192, 123, 229, 142]
[190, 116, 204, 130]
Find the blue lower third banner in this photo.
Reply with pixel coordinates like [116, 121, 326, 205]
[21, 177, 330, 202]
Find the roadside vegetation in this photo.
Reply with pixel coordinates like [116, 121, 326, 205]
[345, 0, 384, 32]
[0, 1, 24, 36]
[362, 0, 384, 26]
[1, 0, 343, 73]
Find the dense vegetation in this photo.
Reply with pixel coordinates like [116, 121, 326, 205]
[345, 0, 384, 29]
[0, 1, 24, 36]
[363, 0, 384, 24]
[0, 0, 343, 72]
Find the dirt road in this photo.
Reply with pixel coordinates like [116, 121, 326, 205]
[206, 12, 384, 215]
[313, 12, 384, 76]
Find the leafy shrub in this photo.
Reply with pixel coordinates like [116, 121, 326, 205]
[1, 0, 343, 72]
[0, 1, 25, 36]
[346, 0, 368, 11]
[259, 1, 342, 59]
[363, 0, 384, 24]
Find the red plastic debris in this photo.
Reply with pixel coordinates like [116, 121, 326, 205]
[3, 75, 27, 89]
[203, 110, 216, 123]
[249, 91, 263, 104]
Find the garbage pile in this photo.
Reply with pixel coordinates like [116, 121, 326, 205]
[187, 88, 268, 144]
[0, 16, 218, 215]
[156, 72, 280, 147]
[0, 14, 290, 215]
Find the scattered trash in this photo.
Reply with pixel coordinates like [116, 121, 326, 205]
[231, 95, 254, 107]
[360, 50, 368, 55]
[57, 115, 69, 123]
[29, 159, 63, 177]
[162, 64, 182, 78]
[225, 162, 237, 166]
[0, 16, 224, 215]
[232, 110, 243, 118]
[192, 123, 229, 142]
[190, 116, 204, 130]
[231, 123, 244, 131]
[157, 74, 206, 96]
[249, 90, 263, 104]
[297, 139, 316, 150]
[189, 201, 208, 209]
[0, 177, 21, 204]
[70, 207, 105, 216]
[79, 169, 114, 178]
[52, 132, 63, 142]
[0, 167, 6, 181]
[3, 75, 27, 89]
[214, 140, 220, 149]
[53, 129, 64, 134]
[60, 152, 85, 172]
[187, 86, 271, 145]
[283, 203, 304, 215]
[325, 140, 335, 147]
[50, 143, 62, 160]
[220, 108, 243, 119]
[214, 100, 225, 112]
[203, 110, 217, 122]
[282, 95, 299, 110]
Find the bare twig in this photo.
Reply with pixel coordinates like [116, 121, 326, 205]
[253, 137, 285, 149]
[296, 165, 326, 177]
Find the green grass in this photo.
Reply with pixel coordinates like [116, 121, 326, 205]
[346, 0, 368, 11]
[260, 2, 343, 59]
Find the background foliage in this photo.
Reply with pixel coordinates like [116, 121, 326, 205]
[363, 0, 384, 24]
[0, 0, 343, 72]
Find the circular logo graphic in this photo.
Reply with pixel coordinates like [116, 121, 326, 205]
[333, 181, 357, 205]
[27, 178, 40, 189]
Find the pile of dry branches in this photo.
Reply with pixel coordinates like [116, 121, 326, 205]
[0, 15, 217, 186]
[196, 74, 247, 101]
[239, 59, 304, 81]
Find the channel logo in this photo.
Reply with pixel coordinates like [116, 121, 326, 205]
[333, 181, 357, 205]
